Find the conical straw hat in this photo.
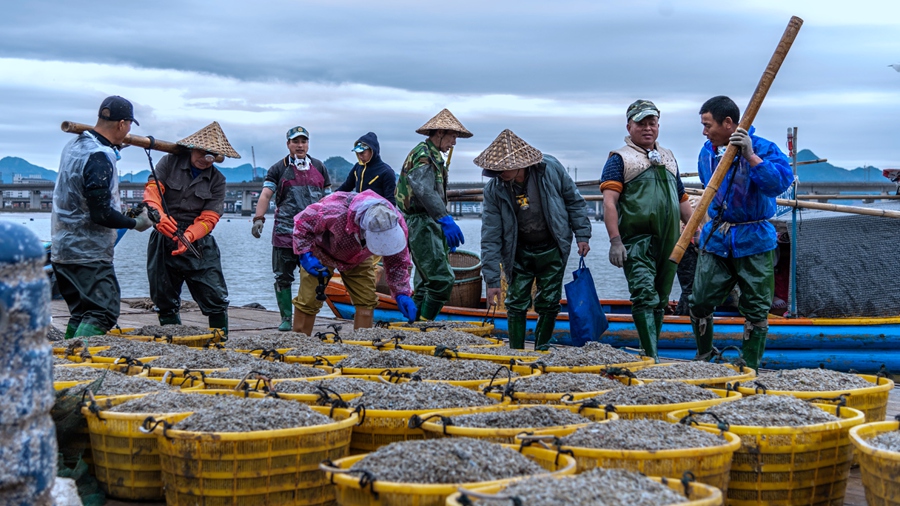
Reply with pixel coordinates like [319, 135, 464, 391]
[177, 121, 241, 159]
[473, 129, 543, 172]
[415, 109, 473, 138]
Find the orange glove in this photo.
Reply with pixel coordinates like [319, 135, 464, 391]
[171, 211, 220, 256]
[143, 181, 177, 238]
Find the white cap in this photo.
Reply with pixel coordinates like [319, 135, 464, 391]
[360, 204, 406, 256]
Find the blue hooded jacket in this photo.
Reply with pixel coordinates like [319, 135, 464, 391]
[697, 126, 793, 258]
[337, 132, 397, 206]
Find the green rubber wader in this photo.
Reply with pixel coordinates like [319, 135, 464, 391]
[617, 166, 680, 313]
[505, 245, 565, 315]
[158, 314, 182, 326]
[64, 324, 77, 340]
[690, 311, 715, 361]
[632, 310, 659, 362]
[742, 321, 768, 371]
[275, 288, 294, 331]
[507, 312, 527, 350]
[534, 313, 558, 349]
[73, 322, 106, 338]
[208, 313, 228, 336]
[688, 250, 775, 322]
[405, 213, 454, 319]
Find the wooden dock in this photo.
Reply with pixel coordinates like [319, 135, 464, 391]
[50, 299, 895, 506]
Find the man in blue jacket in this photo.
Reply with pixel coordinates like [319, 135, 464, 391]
[337, 132, 396, 205]
[478, 129, 591, 349]
[689, 96, 793, 370]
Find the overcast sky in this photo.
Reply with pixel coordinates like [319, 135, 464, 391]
[2, 0, 899, 182]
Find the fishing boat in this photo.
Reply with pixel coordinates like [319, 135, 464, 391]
[326, 199, 900, 373]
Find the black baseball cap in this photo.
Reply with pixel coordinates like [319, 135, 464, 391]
[98, 96, 139, 126]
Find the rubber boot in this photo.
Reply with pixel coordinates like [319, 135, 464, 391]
[741, 320, 768, 371]
[64, 323, 77, 340]
[209, 313, 228, 337]
[275, 289, 294, 332]
[534, 313, 557, 350]
[632, 310, 659, 363]
[690, 310, 715, 361]
[507, 312, 527, 350]
[73, 322, 106, 338]
[158, 313, 181, 326]
[293, 311, 316, 337]
[418, 298, 444, 321]
[354, 307, 374, 330]
[653, 309, 665, 342]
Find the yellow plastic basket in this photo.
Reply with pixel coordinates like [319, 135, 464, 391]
[109, 327, 224, 348]
[339, 366, 422, 377]
[578, 388, 742, 421]
[322, 443, 575, 506]
[201, 366, 340, 389]
[402, 364, 540, 391]
[80, 396, 195, 500]
[733, 373, 893, 422]
[524, 424, 741, 494]
[414, 404, 616, 444]
[637, 363, 756, 389]
[849, 420, 900, 505]
[481, 374, 643, 404]
[334, 403, 503, 454]
[527, 355, 656, 374]
[388, 320, 496, 337]
[446, 474, 723, 506]
[436, 347, 548, 365]
[397, 341, 504, 357]
[150, 404, 358, 506]
[667, 403, 865, 506]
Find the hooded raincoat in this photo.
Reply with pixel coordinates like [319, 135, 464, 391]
[337, 132, 396, 205]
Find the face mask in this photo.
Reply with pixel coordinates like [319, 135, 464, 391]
[648, 150, 662, 165]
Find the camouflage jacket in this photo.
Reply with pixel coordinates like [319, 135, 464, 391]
[395, 140, 448, 219]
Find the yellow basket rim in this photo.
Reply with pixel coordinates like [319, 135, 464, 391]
[580, 388, 741, 414]
[447, 474, 722, 505]
[324, 444, 574, 494]
[150, 408, 359, 440]
[732, 373, 894, 397]
[388, 321, 494, 329]
[87, 355, 160, 364]
[333, 403, 503, 418]
[637, 363, 756, 385]
[479, 375, 643, 401]
[203, 368, 340, 385]
[418, 404, 613, 438]
[406, 365, 540, 388]
[144, 367, 230, 376]
[338, 366, 422, 375]
[849, 420, 900, 459]
[666, 402, 866, 434]
[538, 425, 742, 459]
[396, 342, 505, 353]
[109, 327, 217, 340]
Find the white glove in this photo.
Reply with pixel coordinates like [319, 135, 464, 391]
[251, 218, 264, 238]
[729, 128, 755, 160]
[132, 207, 153, 232]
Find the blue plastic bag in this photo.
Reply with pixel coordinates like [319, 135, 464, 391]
[563, 257, 609, 347]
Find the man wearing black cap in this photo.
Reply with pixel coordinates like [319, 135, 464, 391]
[251, 126, 331, 332]
[51, 96, 154, 338]
[600, 100, 692, 362]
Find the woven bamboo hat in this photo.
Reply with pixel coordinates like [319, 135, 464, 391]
[473, 129, 543, 172]
[177, 121, 241, 159]
[415, 109, 473, 138]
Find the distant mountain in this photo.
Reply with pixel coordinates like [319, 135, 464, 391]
[323, 156, 354, 184]
[120, 163, 265, 183]
[795, 149, 882, 183]
[0, 157, 58, 183]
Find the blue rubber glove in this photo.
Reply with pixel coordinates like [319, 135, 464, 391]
[396, 294, 418, 323]
[437, 215, 465, 250]
[299, 252, 327, 276]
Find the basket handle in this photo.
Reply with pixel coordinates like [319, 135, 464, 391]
[457, 487, 523, 505]
[319, 461, 378, 496]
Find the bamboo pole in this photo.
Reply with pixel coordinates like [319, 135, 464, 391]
[682, 188, 900, 219]
[669, 16, 804, 264]
[60, 121, 225, 163]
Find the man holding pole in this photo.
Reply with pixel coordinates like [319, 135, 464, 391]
[51, 96, 154, 338]
[601, 100, 692, 362]
[479, 129, 591, 349]
[396, 109, 471, 320]
[689, 96, 792, 369]
[250, 126, 331, 331]
[143, 122, 239, 334]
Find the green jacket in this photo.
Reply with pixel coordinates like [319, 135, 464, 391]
[481, 155, 592, 288]
[396, 140, 448, 219]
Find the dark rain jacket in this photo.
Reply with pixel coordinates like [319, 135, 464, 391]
[337, 132, 397, 206]
[481, 155, 592, 288]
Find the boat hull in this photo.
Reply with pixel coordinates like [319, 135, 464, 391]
[325, 279, 900, 372]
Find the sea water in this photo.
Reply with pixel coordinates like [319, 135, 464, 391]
[7, 213, 681, 315]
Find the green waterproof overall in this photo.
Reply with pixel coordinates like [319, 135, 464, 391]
[405, 213, 454, 319]
[618, 166, 680, 361]
[505, 243, 565, 349]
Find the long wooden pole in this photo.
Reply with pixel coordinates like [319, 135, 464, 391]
[683, 188, 900, 219]
[60, 121, 225, 163]
[669, 16, 804, 264]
